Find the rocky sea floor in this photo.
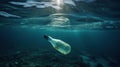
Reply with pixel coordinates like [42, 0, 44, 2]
[0, 49, 119, 67]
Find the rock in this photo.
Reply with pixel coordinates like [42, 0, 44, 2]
[14, 61, 22, 67]
[22, 62, 29, 65]
[73, 61, 90, 67]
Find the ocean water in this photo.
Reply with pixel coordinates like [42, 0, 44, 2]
[0, 0, 120, 67]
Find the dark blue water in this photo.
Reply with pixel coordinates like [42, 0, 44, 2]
[0, 0, 120, 67]
[0, 26, 120, 67]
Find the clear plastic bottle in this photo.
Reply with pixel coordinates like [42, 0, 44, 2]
[44, 35, 71, 55]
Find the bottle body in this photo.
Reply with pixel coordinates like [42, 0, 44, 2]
[47, 36, 71, 55]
